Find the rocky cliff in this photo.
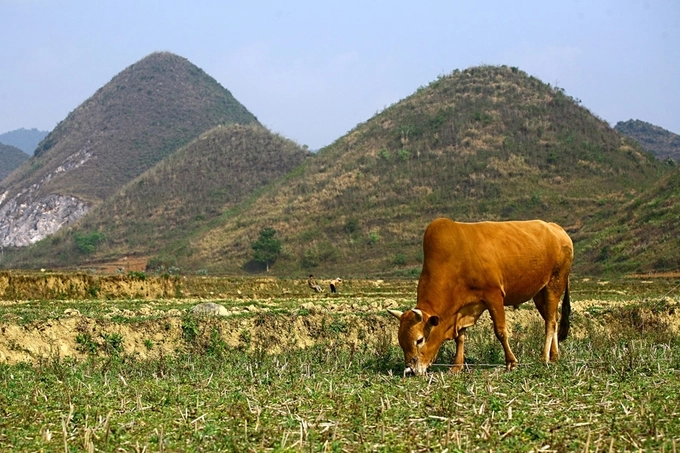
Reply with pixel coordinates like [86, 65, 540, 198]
[0, 147, 92, 246]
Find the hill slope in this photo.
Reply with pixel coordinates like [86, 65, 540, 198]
[178, 66, 664, 276]
[0, 52, 258, 247]
[615, 119, 680, 162]
[576, 167, 680, 275]
[0, 128, 48, 155]
[0, 143, 28, 181]
[0, 143, 29, 181]
[7, 124, 312, 269]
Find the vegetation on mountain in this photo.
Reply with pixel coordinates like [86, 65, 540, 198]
[0, 143, 29, 181]
[577, 167, 680, 275]
[6, 124, 311, 269]
[615, 119, 680, 163]
[73, 231, 106, 255]
[2, 64, 675, 276]
[1, 52, 258, 206]
[175, 65, 664, 276]
[0, 128, 47, 155]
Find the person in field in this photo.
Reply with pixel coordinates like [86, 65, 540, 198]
[308, 274, 323, 292]
[330, 278, 342, 294]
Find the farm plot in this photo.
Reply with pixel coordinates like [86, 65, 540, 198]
[0, 276, 678, 451]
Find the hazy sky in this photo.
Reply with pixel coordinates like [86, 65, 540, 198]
[1, 0, 678, 150]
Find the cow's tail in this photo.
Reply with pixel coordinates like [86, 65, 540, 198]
[557, 280, 571, 341]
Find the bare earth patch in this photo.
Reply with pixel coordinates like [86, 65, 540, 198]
[0, 296, 405, 364]
[1, 286, 678, 365]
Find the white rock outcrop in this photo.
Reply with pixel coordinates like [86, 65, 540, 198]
[0, 193, 89, 247]
[0, 148, 94, 247]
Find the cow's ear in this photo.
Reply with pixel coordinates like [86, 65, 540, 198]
[428, 316, 440, 327]
[387, 309, 403, 320]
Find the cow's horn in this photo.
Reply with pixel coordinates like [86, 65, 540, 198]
[387, 309, 403, 319]
[411, 308, 423, 321]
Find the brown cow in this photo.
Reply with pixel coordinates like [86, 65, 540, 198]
[389, 218, 573, 375]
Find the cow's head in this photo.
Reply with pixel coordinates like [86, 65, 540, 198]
[388, 308, 442, 376]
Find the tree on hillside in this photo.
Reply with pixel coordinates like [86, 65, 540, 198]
[74, 231, 106, 255]
[251, 227, 281, 272]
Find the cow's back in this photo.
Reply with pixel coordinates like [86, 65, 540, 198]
[419, 218, 572, 306]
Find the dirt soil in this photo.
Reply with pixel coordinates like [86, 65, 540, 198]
[74, 256, 149, 274]
[1, 293, 678, 365]
[0, 297, 404, 364]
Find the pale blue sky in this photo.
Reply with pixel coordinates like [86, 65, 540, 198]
[1, 0, 678, 150]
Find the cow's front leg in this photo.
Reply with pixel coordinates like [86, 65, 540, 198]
[486, 297, 518, 370]
[450, 327, 466, 373]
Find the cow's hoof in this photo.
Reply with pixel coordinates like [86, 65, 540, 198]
[449, 364, 464, 373]
[505, 361, 518, 371]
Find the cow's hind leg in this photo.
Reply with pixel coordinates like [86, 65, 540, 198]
[535, 286, 561, 363]
[486, 292, 518, 370]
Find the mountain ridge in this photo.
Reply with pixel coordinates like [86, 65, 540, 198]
[615, 119, 680, 162]
[178, 65, 664, 276]
[9, 124, 312, 268]
[0, 128, 48, 155]
[1, 64, 673, 276]
[0, 52, 258, 247]
[0, 143, 29, 181]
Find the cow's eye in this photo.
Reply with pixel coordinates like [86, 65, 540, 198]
[415, 337, 424, 346]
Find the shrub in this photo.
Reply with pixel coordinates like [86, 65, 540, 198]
[181, 316, 199, 343]
[398, 149, 411, 161]
[75, 333, 97, 354]
[392, 253, 407, 266]
[344, 218, 360, 235]
[101, 332, 124, 355]
[128, 270, 147, 280]
[73, 231, 106, 254]
[301, 241, 338, 268]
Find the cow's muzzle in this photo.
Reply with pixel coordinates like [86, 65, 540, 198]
[403, 364, 428, 377]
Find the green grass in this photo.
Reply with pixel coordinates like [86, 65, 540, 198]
[0, 323, 678, 452]
[0, 277, 678, 451]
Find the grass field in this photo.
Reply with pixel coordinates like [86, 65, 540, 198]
[0, 276, 678, 452]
